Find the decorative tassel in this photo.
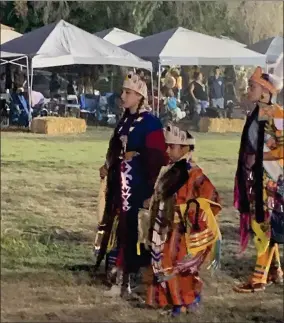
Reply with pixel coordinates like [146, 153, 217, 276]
[208, 239, 221, 271]
[136, 242, 141, 256]
[240, 213, 250, 254]
[233, 177, 240, 209]
[107, 216, 119, 253]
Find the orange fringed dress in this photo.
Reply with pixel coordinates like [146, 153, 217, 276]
[146, 162, 221, 308]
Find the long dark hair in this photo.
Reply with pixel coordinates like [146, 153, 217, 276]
[107, 95, 145, 168]
[137, 96, 145, 114]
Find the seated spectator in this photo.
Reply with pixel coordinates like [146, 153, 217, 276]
[10, 87, 30, 127]
[165, 89, 186, 121]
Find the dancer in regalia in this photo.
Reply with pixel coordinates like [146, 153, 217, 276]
[233, 55, 284, 293]
[94, 71, 167, 297]
[146, 124, 222, 316]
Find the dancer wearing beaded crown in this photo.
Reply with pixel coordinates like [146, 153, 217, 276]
[94, 71, 167, 297]
[145, 124, 222, 316]
[233, 55, 284, 293]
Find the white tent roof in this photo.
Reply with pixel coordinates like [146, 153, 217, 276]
[95, 27, 142, 46]
[122, 27, 266, 66]
[220, 35, 246, 47]
[0, 51, 26, 58]
[246, 36, 283, 64]
[1, 20, 152, 70]
[0, 25, 22, 44]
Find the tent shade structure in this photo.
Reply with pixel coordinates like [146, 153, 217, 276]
[0, 24, 22, 44]
[95, 27, 142, 46]
[1, 24, 14, 30]
[1, 20, 152, 70]
[0, 51, 31, 109]
[0, 51, 26, 59]
[220, 35, 246, 47]
[246, 36, 283, 64]
[122, 27, 267, 66]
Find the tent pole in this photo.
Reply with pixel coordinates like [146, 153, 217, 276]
[157, 63, 161, 117]
[30, 63, 34, 92]
[110, 70, 114, 93]
[150, 70, 154, 113]
[26, 56, 33, 128]
[26, 56, 31, 108]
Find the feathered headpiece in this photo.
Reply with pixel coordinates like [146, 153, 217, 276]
[250, 53, 283, 94]
[268, 53, 283, 93]
[123, 71, 148, 98]
[164, 124, 195, 146]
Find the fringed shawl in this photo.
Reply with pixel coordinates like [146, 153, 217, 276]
[234, 105, 266, 223]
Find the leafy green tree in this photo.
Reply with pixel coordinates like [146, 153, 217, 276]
[1, 1, 282, 44]
[227, 1, 283, 44]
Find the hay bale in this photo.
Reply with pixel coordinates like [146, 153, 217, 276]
[199, 118, 226, 133]
[199, 117, 245, 133]
[31, 117, 86, 135]
[228, 119, 246, 133]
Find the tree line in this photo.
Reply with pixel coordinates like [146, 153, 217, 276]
[0, 1, 283, 45]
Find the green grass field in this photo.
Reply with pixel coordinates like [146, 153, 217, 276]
[1, 128, 282, 322]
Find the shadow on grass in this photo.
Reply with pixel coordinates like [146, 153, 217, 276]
[219, 222, 255, 280]
[6, 126, 113, 143]
[220, 222, 239, 242]
[9, 295, 282, 323]
[2, 261, 109, 289]
[37, 227, 93, 244]
[1, 160, 94, 170]
[16, 226, 94, 245]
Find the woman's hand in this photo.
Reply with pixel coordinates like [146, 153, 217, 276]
[99, 164, 108, 179]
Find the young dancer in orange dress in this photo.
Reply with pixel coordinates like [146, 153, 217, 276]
[146, 124, 222, 316]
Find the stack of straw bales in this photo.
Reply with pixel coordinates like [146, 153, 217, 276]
[31, 117, 87, 135]
[199, 117, 245, 133]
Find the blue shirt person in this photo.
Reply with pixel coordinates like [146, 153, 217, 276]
[208, 66, 225, 109]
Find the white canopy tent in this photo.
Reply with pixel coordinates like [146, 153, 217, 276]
[1, 20, 152, 70]
[0, 24, 22, 45]
[122, 27, 267, 115]
[246, 36, 283, 65]
[220, 35, 246, 48]
[122, 27, 266, 66]
[1, 20, 154, 108]
[95, 27, 142, 46]
[0, 51, 31, 109]
[0, 51, 27, 60]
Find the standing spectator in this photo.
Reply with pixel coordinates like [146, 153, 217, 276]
[5, 65, 13, 92]
[67, 76, 78, 96]
[236, 67, 248, 103]
[49, 73, 61, 99]
[13, 67, 26, 92]
[224, 66, 237, 103]
[189, 72, 209, 115]
[189, 65, 200, 83]
[208, 66, 225, 109]
[0, 73, 6, 93]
